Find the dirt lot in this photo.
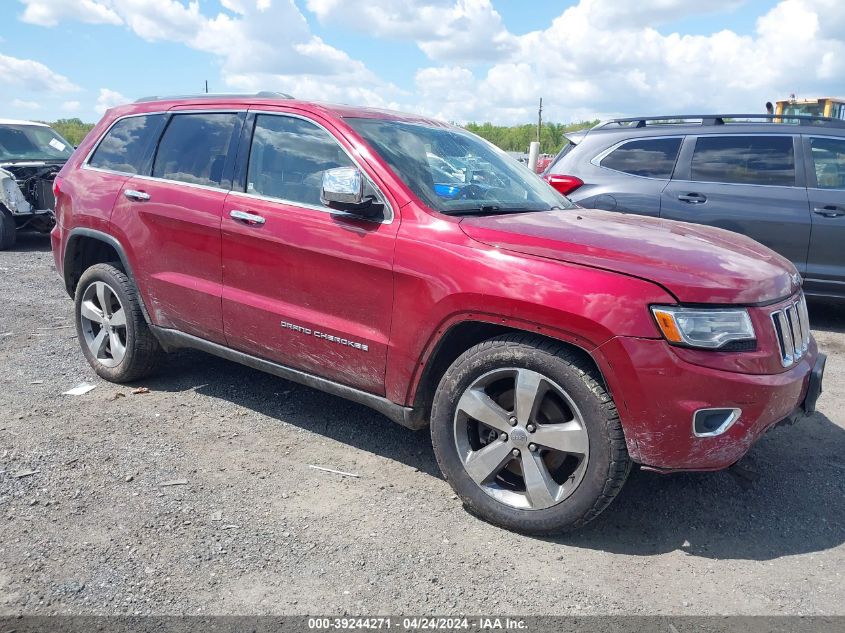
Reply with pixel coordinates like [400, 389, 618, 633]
[1, 232, 844, 616]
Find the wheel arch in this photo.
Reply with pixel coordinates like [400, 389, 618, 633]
[408, 317, 609, 425]
[63, 228, 152, 323]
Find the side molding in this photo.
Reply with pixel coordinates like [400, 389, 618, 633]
[151, 326, 427, 431]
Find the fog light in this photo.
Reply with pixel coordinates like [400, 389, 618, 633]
[693, 408, 741, 437]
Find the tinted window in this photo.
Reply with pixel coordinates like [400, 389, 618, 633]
[690, 136, 795, 186]
[809, 137, 845, 190]
[153, 113, 240, 187]
[246, 115, 353, 206]
[600, 138, 681, 178]
[89, 115, 165, 174]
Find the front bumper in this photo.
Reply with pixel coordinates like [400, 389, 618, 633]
[593, 336, 823, 471]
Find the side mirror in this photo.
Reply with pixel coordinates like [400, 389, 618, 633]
[321, 166, 384, 219]
[321, 166, 364, 207]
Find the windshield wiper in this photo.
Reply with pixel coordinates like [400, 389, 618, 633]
[443, 205, 550, 216]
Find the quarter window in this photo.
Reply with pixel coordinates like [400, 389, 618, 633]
[690, 136, 795, 186]
[599, 138, 681, 178]
[809, 137, 845, 190]
[89, 114, 166, 175]
[246, 114, 353, 206]
[153, 113, 241, 188]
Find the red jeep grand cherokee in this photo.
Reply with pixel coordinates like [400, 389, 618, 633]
[51, 94, 825, 533]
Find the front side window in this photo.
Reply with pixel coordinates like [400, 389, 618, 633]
[690, 135, 795, 186]
[599, 137, 681, 178]
[89, 114, 166, 175]
[153, 113, 241, 188]
[809, 137, 845, 190]
[346, 118, 572, 215]
[246, 115, 354, 206]
[0, 124, 75, 162]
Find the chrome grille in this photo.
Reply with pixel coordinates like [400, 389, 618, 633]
[771, 294, 810, 367]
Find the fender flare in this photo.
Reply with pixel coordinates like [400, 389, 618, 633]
[64, 227, 152, 323]
[403, 310, 605, 406]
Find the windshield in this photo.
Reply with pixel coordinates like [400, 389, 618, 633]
[347, 118, 574, 215]
[0, 124, 74, 162]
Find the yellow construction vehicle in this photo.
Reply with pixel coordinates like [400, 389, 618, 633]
[776, 97, 845, 120]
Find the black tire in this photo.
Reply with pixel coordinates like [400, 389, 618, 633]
[430, 333, 630, 534]
[0, 206, 16, 251]
[74, 263, 163, 382]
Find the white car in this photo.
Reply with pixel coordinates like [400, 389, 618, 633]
[0, 118, 74, 249]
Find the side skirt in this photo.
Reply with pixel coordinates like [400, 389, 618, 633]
[150, 326, 427, 431]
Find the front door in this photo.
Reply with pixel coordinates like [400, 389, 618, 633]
[661, 134, 811, 275]
[221, 112, 398, 394]
[804, 135, 845, 296]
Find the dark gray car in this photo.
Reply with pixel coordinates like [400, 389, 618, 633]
[544, 115, 845, 298]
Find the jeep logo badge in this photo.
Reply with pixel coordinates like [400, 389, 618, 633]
[510, 428, 528, 446]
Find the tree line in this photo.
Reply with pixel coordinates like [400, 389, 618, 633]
[42, 118, 599, 155]
[465, 120, 599, 155]
[43, 119, 96, 147]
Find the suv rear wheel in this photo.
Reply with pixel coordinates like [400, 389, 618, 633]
[74, 263, 162, 382]
[430, 334, 630, 534]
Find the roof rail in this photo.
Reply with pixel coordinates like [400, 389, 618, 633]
[134, 91, 293, 103]
[594, 114, 845, 129]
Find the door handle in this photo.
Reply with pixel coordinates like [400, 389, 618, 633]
[229, 209, 266, 225]
[678, 193, 707, 204]
[813, 206, 845, 218]
[124, 189, 150, 202]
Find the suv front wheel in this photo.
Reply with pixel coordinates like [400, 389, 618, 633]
[431, 334, 631, 534]
[74, 263, 162, 382]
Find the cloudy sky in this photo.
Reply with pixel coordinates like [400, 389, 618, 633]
[1, 0, 843, 124]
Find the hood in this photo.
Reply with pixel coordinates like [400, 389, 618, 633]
[459, 208, 799, 304]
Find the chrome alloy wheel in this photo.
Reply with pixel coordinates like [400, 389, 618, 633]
[453, 368, 590, 510]
[79, 281, 127, 368]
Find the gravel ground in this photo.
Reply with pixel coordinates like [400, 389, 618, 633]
[1, 232, 844, 616]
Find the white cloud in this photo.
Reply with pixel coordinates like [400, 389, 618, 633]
[13, 0, 845, 126]
[398, 0, 845, 123]
[306, 0, 515, 62]
[16, 0, 397, 106]
[11, 98, 41, 110]
[94, 88, 129, 114]
[19, 0, 121, 26]
[0, 53, 79, 93]
[574, 0, 745, 29]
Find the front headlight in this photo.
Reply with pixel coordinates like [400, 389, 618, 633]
[651, 306, 755, 350]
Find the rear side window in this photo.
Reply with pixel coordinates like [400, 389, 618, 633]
[809, 137, 845, 190]
[153, 113, 241, 188]
[246, 114, 353, 206]
[546, 140, 576, 173]
[89, 114, 166, 175]
[599, 138, 681, 178]
[690, 136, 795, 186]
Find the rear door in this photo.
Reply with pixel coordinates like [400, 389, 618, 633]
[661, 134, 811, 274]
[803, 135, 845, 296]
[558, 136, 681, 217]
[220, 110, 399, 394]
[82, 113, 168, 235]
[110, 110, 244, 344]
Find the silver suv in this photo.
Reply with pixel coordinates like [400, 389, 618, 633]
[543, 114, 845, 299]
